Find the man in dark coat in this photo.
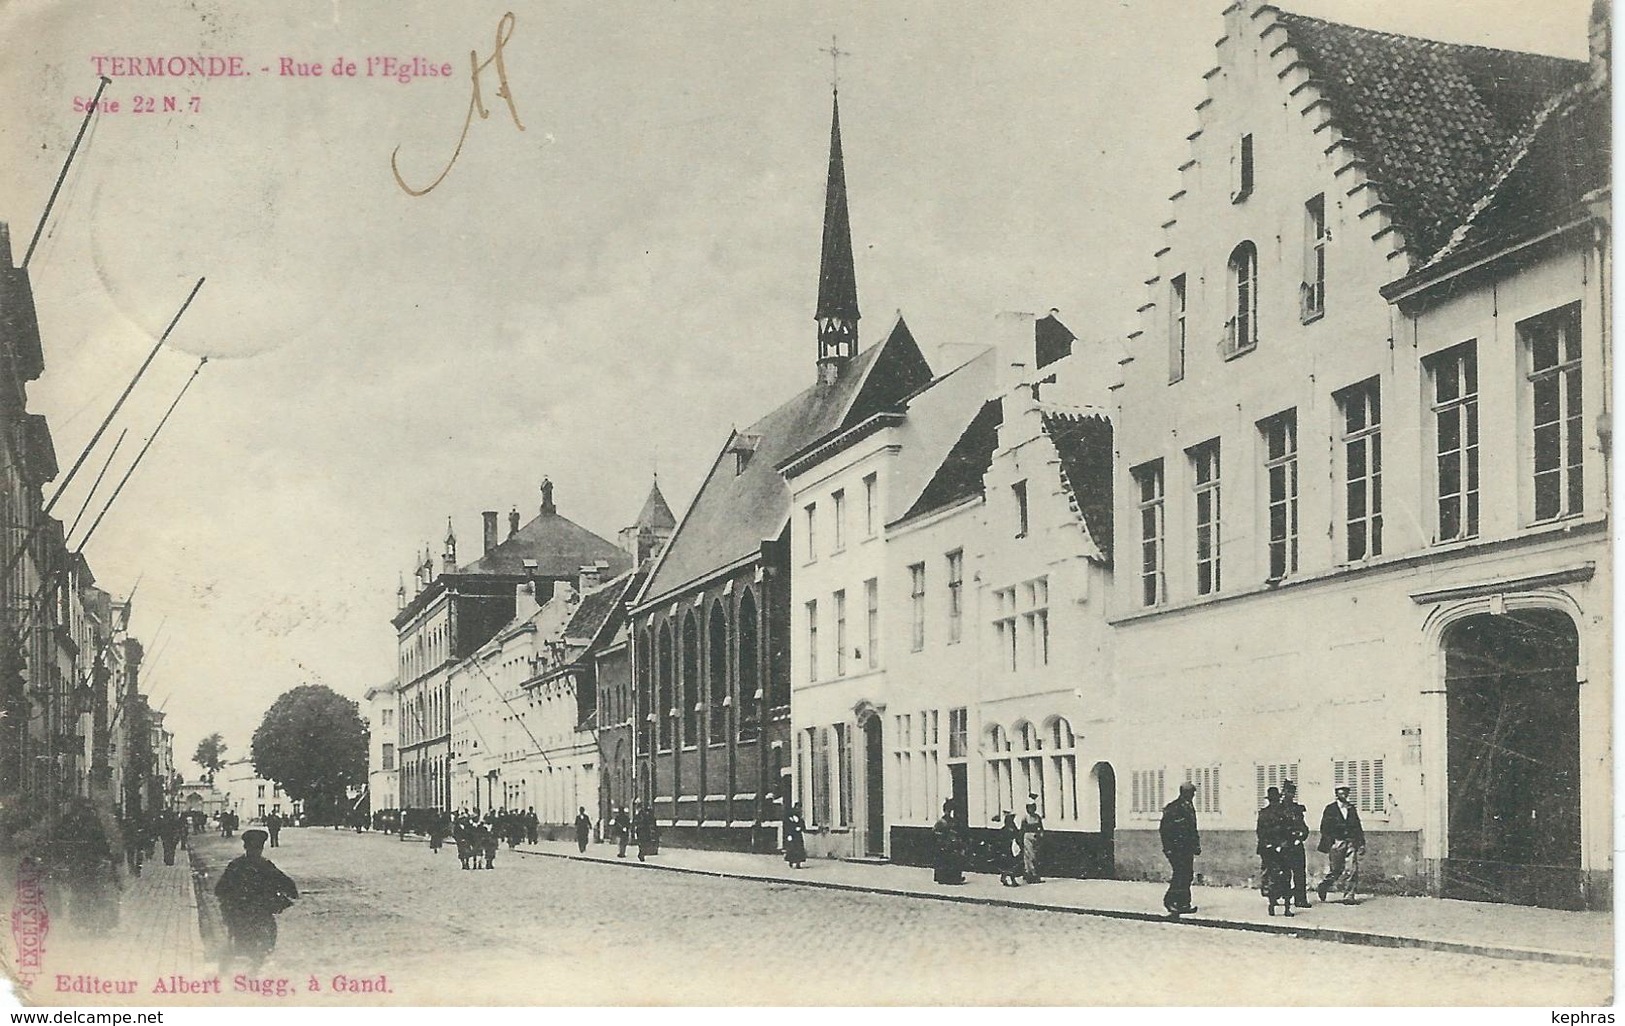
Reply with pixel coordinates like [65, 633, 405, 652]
[265, 811, 282, 848]
[1281, 780, 1312, 907]
[931, 801, 965, 885]
[159, 811, 185, 866]
[574, 807, 592, 853]
[214, 829, 298, 971]
[1158, 781, 1200, 916]
[1316, 784, 1366, 900]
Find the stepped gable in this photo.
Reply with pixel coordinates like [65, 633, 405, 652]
[1274, 10, 1586, 261]
[1042, 411, 1113, 565]
[643, 318, 932, 602]
[459, 506, 631, 579]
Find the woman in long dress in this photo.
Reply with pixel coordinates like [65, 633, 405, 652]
[996, 812, 1023, 887]
[932, 801, 965, 885]
[782, 804, 808, 869]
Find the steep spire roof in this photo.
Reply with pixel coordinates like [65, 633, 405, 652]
[816, 93, 860, 325]
[635, 478, 677, 531]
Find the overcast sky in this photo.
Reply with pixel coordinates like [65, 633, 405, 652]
[0, 0, 1592, 776]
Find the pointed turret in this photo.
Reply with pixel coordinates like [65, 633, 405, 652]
[620, 475, 677, 567]
[816, 91, 860, 383]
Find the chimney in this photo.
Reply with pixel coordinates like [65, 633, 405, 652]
[578, 561, 606, 595]
[540, 477, 556, 515]
[1590, 0, 1610, 90]
[482, 511, 499, 555]
[508, 507, 521, 539]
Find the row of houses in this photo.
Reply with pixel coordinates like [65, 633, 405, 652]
[0, 218, 172, 848]
[371, 0, 1612, 909]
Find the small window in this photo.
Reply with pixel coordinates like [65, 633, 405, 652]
[1183, 766, 1221, 815]
[1169, 274, 1187, 383]
[804, 503, 818, 561]
[1259, 411, 1298, 580]
[1338, 378, 1383, 561]
[863, 473, 878, 537]
[909, 563, 926, 652]
[832, 490, 846, 552]
[1189, 440, 1222, 596]
[805, 600, 818, 682]
[1254, 761, 1300, 810]
[864, 579, 879, 670]
[1130, 769, 1166, 815]
[1013, 480, 1030, 538]
[1524, 303, 1584, 522]
[1332, 757, 1386, 814]
[1301, 194, 1326, 322]
[1232, 133, 1254, 202]
[948, 708, 968, 760]
[1427, 342, 1479, 541]
[946, 550, 964, 645]
[833, 589, 847, 677]
[1132, 461, 1166, 607]
[1225, 243, 1258, 357]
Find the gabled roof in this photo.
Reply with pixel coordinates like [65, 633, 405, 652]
[1424, 81, 1609, 271]
[565, 569, 642, 648]
[457, 506, 631, 580]
[899, 397, 1002, 526]
[1042, 411, 1113, 565]
[1273, 10, 1586, 261]
[641, 318, 933, 603]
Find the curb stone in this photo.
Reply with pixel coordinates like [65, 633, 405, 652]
[509, 844, 1609, 970]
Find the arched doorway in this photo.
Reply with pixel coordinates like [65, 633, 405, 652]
[1442, 608, 1581, 908]
[1090, 762, 1116, 836]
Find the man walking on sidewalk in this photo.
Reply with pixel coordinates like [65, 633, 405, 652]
[1159, 781, 1201, 916]
[1281, 780, 1312, 908]
[612, 806, 631, 858]
[1316, 784, 1365, 901]
[574, 807, 592, 853]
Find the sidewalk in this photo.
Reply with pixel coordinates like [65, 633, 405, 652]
[26, 851, 209, 1003]
[508, 836, 1611, 968]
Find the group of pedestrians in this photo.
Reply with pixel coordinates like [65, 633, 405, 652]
[924, 796, 1047, 887]
[608, 805, 659, 861]
[1159, 779, 1366, 918]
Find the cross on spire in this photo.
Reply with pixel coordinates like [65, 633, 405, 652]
[820, 35, 850, 93]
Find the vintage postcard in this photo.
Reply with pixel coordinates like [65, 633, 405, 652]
[0, 0, 1612, 1009]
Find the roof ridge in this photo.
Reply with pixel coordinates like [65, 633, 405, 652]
[1272, 8, 1587, 65]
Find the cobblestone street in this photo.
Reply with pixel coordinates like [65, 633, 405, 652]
[171, 829, 1611, 1006]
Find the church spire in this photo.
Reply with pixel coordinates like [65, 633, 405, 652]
[816, 89, 859, 383]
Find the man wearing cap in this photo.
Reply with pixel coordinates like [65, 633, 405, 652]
[214, 828, 299, 971]
[1281, 780, 1312, 908]
[1019, 795, 1046, 883]
[1316, 784, 1366, 901]
[1158, 781, 1201, 916]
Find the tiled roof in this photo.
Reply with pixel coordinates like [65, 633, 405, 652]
[1042, 411, 1113, 565]
[457, 507, 631, 580]
[633, 481, 677, 531]
[642, 320, 933, 603]
[900, 396, 1002, 525]
[565, 569, 642, 646]
[1275, 11, 1586, 260]
[1426, 82, 1608, 269]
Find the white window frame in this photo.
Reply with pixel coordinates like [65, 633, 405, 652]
[1133, 461, 1165, 607]
[1523, 302, 1584, 523]
[1190, 440, 1222, 595]
[1428, 341, 1480, 542]
[1260, 411, 1298, 581]
[1338, 379, 1383, 562]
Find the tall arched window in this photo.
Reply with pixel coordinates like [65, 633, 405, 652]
[1015, 721, 1045, 812]
[1227, 241, 1258, 356]
[656, 623, 674, 753]
[985, 724, 1014, 816]
[636, 627, 653, 754]
[681, 613, 700, 747]
[737, 591, 760, 741]
[708, 602, 729, 743]
[1047, 716, 1078, 821]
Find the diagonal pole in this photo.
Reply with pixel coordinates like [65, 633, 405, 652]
[23, 76, 112, 270]
[44, 276, 205, 515]
[64, 428, 127, 542]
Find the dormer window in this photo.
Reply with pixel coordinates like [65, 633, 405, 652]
[730, 433, 760, 475]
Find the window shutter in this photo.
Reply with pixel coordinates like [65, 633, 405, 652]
[1372, 758, 1385, 813]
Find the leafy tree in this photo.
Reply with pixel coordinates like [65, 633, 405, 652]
[251, 684, 368, 823]
[193, 732, 228, 782]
